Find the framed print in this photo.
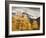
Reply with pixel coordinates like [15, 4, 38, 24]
[5, 1, 45, 38]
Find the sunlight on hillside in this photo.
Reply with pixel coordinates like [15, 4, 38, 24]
[12, 10, 39, 31]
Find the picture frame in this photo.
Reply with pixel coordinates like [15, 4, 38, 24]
[5, 1, 45, 38]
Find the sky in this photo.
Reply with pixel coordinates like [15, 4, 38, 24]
[12, 7, 40, 19]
